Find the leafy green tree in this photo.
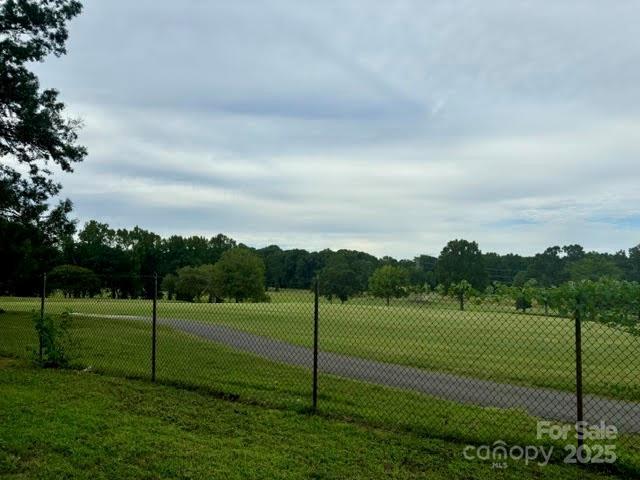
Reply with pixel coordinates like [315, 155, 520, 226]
[512, 279, 537, 313]
[198, 264, 222, 303]
[436, 239, 488, 290]
[48, 264, 100, 298]
[161, 273, 178, 300]
[552, 278, 640, 334]
[628, 244, 640, 282]
[562, 244, 586, 262]
[526, 246, 567, 286]
[567, 254, 623, 281]
[368, 265, 409, 305]
[212, 248, 267, 303]
[0, 0, 85, 294]
[319, 257, 357, 303]
[449, 280, 473, 311]
[259, 245, 286, 290]
[175, 266, 208, 302]
[533, 286, 553, 315]
[173, 264, 223, 302]
[410, 254, 437, 287]
[512, 270, 528, 287]
[33, 311, 72, 368]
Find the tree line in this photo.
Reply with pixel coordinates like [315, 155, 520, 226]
[4, 217, 640, 302]
[2, 2, 639, 305]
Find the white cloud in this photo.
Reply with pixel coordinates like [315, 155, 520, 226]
[38, 0, 640, 258]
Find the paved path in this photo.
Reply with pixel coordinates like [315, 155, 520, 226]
[75, 313, 640, 432]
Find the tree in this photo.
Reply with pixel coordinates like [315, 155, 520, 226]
[259, 245, 285, 290]
[526, 246, 567, 286]
[567, 254, 623, 282]
[449, 280, 473, 311]
[512, 270, 528, 287]
[175, 266, 208, 302]
[0, 1, 86, 293]
[435, 239, 488, 290]
[533, 286, 553, 316]
[562, 244, 585, 262]
[48, 264, 99, 298]
[628, 244, 640, 283]
[173, 264, 223, 302]
[161, 273, 177, 300]
[511, 279, 537, 313]
[552, 278, 640, 335]
[319, 256, 357, 303]
[212, 248, 267, 302]
[368, 265, 409, 305]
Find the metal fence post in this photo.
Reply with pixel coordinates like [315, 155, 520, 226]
[312, 275, 319, 411]
[574, 302, 584, 456]
[39, 272, 46, 363]
[151, 273, 157, 382]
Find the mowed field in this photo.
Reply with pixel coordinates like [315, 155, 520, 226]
[1, 289, 639, 401]
[1, 308, 640, 475]
[1, 358, 630, 480]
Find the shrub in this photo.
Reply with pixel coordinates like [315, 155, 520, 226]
[48, 265, 100, 298]
[33, 311, 73, 368]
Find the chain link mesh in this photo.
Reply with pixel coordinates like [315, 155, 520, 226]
[1, 274, 638, 473]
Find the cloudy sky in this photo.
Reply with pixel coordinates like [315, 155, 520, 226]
[37, 0, 640, 258]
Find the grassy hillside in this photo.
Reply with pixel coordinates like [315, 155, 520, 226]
[2, 293, 639, 401]
[1, 310, 639, 477]
[0, 358, 627, 480]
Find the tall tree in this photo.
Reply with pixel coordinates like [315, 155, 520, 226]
[567, 254, 623, 281]
[319, 255, 358, 303]
[0, 0, 85, 293]
[629, 244, 640, 283]
[526, 246, 567, 286]
[368, 265, 409, 306]
[435, 239, 487, 290]
[212, 247, 266, 303]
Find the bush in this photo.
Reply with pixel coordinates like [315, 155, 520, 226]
[33, 311, 73, 368]
[515, 295, 532, 312]
[48, 264, 100, 298]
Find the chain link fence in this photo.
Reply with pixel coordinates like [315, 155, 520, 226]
[1, 273, 639, 474]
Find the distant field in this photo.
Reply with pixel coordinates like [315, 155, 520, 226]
[2, 290, 639, 402]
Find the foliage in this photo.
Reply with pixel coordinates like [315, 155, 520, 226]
[509, 279, 537, 313]
[212, 248, 267, 303]
[0, 0, 85, 295]
[319, 257, 358, 303]
[174, 266, 209, 302]
[368, 265, 409, 305]
[436, 239, 487, 290]
[448, 280, 473, 311]
[161, 273, 177, 300]
[568, 254, 623, 281]
[525, 246, 568, 287]
[8, 210, 640, 305]
[533, 286, 553, 315]
[552, 278, 640, 335]
[32, 311, 72, 367]
[48, 264, 100, 298]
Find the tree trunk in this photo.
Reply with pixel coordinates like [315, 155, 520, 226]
[459, 293, 464, 311]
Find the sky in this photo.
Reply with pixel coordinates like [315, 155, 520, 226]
[36, 0, 640, 259]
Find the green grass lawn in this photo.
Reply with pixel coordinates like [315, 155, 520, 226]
[0, 358, 630, 480]
[2, 292, 639, 401]
[1, 310, 639, 477]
